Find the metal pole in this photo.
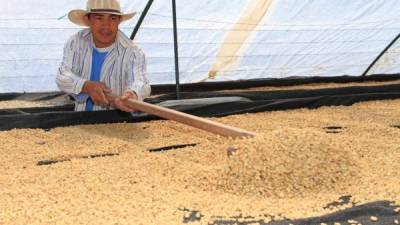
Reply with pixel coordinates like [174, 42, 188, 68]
[130, 0, 154, 40]
[362, 32, 400, 76]
[172, 0, 181, 99]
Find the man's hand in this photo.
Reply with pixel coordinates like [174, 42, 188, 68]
[113, 90, 138, 112]
[82, 81, 112, 107]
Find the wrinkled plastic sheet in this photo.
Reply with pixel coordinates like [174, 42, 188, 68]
[4, 0, 400, 93]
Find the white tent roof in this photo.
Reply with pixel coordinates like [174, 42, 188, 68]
[1, 0, 400, 93]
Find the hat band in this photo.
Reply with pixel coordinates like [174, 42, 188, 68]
[89, 9, 121, 14]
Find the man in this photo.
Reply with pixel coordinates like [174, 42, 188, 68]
[56, 0, 151, 112]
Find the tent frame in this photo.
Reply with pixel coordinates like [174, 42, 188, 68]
[129, 1, 400, 96]
[130, 0, 181, 99]
[362, 33, 400, 76]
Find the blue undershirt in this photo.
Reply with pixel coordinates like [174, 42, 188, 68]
[85, 48, 108, 111]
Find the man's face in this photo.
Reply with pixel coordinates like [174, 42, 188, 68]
[85, 13, 121, 48]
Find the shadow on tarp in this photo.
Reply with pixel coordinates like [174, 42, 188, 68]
[193, 200, 399, 225]
[1, 83, 400, 131]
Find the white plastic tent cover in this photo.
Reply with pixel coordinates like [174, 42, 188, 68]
[1, 0, 400, 93]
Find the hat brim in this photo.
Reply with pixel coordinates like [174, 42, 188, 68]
[68, 9, 136, 26]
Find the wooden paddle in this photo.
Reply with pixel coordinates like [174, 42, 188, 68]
[106, 94, 256, 138]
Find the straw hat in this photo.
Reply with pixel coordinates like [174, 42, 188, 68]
[68, 0, 136, 26]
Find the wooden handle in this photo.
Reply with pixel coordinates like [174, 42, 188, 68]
[106, 94, 256, 138]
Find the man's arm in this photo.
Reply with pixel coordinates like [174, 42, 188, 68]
[56, 36, 111, 107]
[113, 45, 151, 112]
[56, 37, 87, 96]
[128, 46, 151, 101]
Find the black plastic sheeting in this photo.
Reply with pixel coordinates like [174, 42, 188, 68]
[181, 200, 399, 225]
[151, 74, 400, 94]
[1, 83, 400, 131]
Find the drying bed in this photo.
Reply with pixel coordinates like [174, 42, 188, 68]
[0, 99, 399, 224]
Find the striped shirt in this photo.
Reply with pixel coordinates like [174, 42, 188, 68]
[56, 28, 151, 111]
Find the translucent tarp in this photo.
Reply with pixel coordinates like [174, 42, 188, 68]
[2, 0, 400, 93]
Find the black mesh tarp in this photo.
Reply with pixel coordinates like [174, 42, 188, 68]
[204, 200, 399, 225]
[1, 83, 400, 131]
